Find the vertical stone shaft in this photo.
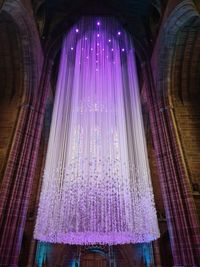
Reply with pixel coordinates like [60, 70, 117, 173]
[144, 63, 200, 266]
[0, 60, 52, 267]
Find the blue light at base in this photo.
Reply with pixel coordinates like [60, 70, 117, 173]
[70, 259, 76, 267]
[35, 241, 52, 267]
[142, 243, 153, 267]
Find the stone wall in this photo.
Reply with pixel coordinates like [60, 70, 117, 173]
[149, 0, 200, 265]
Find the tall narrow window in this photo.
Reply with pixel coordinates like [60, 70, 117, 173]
[34, 17, 159, 245]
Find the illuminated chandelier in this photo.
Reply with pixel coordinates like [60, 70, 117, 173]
[34, 17, 160, 245]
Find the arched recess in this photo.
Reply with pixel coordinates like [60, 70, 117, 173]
[168, 10, 200, 214]
[148, 0, 200, 266]
[0, 0, 45, 266]
[157, 0, 200, 211]
[80, 247, 109, 267]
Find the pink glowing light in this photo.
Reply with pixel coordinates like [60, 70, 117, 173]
[34, 17, 160, 246]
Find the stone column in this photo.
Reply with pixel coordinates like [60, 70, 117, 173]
[143, 62, 200, 267]
[0, 59, 52, 267]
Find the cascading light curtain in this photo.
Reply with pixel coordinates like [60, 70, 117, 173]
[34, 17, 159, 245]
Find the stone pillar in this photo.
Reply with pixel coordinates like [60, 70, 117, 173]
[0, 59, 52, 267]
[26, 99, 53, 267]
[152, 240, 162, 267]
[143, 62, 200, 267]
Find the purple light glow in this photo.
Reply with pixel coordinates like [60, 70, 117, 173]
[97, 34, 100, 37]
[34, 17, 160, 246]
[117, 31, 121, 35]
[36, 232, 156, 245]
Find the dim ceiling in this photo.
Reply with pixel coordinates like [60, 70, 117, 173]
[45, 0, 153, 16]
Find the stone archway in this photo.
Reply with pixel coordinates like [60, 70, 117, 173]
[81, 253, 107, 267]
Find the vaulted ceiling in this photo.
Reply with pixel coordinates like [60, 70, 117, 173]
[33, 0, 166, 83]
[34, 0, 164, 46]
[45, 0, 152, 16]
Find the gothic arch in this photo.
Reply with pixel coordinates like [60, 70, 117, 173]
[156, 0, 200, 188]
[156, 0, 200, 102]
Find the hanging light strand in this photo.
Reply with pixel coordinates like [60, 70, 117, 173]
[34, 17, 160, 245]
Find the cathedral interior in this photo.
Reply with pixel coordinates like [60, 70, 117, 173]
[0, 0, 200, 266]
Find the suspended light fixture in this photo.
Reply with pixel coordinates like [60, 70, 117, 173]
[34, 17, 160, 245]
